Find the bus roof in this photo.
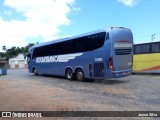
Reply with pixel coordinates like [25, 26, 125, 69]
[134, 41, 160, 45]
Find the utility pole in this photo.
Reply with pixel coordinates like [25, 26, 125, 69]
[151, 34, 156, 41]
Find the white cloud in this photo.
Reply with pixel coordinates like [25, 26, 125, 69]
[0, 0, 76, 47]
[117, 0, 138, 7]
[72, 7, 81, 12]
[4, 10, 12, 16]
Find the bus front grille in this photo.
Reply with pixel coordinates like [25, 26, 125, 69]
[115, 49, 131, 55]
[93, 63, 105, 77]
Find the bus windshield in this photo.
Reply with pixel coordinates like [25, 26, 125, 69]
[27, 53, 31, 64]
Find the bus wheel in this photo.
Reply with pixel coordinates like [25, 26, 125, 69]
[76, 69, 84, 82]
[66, 68, 74, 80]
[33, 68, 39, 76]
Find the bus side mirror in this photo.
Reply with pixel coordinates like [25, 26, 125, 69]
[24, 54, 27, 59]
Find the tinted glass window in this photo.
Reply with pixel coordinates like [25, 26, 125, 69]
[134, 45, 142, 54]
[32, 32, 106, 57]
[151, 43, 160, 53]
[32, 47, 42, 58]
[143, 44, 150, 53]
[105, 32, 109, 40]
[74, 32, 106, 52]
[27, 53, 31, 63]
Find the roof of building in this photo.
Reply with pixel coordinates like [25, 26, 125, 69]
[0, 57, 6, 61]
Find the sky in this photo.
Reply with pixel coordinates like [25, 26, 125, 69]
[0, 0, 160, 51]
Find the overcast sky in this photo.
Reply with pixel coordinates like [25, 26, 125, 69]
[0, 0, 160, 50]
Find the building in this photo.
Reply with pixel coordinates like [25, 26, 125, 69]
[9, 54, 27, 68]
[0, 57, 9, 68]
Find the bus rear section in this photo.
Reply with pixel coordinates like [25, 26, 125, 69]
[108, 27, 133, 78]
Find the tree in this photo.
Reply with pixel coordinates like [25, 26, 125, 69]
[23, 43, 35, 53]
[2, 45, 6, 51]
[0, 43, 36, 60]
[0, 52, 5, 57]
[16, 47, 22, 53]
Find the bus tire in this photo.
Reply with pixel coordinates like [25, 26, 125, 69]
[65, 68, 74, 80]
[33, 68, 39, 76]
[76, 69, 85, 82]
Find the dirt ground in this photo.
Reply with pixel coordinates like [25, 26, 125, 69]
[0, 69, 160, 120]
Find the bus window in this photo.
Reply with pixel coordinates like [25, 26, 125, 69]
[135, 45, 142, 54]
[27, 53, 31, 64]
[142, 44, 150, 53]
[151, 43, 160, 53]
[105, 32, 109, 40]
[32, 47, 42, 58]
[32, 32, 106, 57]
[74, 32, 106, 53]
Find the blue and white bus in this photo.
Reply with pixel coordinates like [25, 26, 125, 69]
[27, 27, 133, 81]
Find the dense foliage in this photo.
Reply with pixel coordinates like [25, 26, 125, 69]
[0, 43, 35, 61]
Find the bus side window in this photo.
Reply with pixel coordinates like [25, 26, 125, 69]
[63, 41, 73, 54]
[32, 32, 107, 57]
[151, 43, 160, 53]
[135, 45, 142, 54]
[74, 32, 106, 52]
[142, 44, 150, 53]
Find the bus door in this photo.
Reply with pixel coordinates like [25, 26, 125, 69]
[109, 27, 133, 71]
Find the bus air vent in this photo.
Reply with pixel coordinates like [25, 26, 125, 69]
[93, 63, 105, 77]
[115, 49, 131, 55]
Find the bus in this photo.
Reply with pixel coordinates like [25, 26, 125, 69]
[133, 41, 160, 73]
[27, 27, 133, 81]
